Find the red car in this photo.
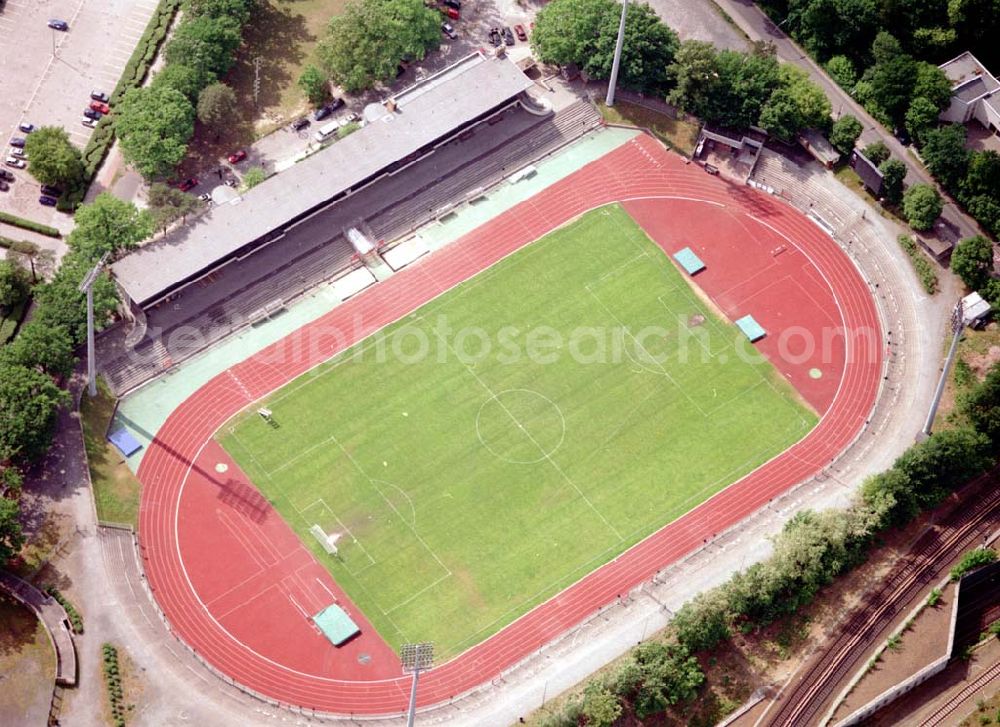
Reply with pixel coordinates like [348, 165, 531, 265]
[227, 149, 247, 164]
[89, 101, 110, 114]
[440, 5, 459, 19]
[514, 23, 527, 41]
[178, 177, 199, 192]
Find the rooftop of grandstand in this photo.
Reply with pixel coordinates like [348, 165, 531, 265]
[111, 51, 535, 307]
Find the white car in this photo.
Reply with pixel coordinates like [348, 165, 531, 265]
[9, 148, 27, 159]
[82, 117, 99, 128]
[5, 157, 25, 169]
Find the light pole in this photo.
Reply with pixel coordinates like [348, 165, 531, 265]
[921, 298, 964, 437]
[604, 0, 629, 107]
[400, 642, 433, 727]
[78, 253, 108, 398]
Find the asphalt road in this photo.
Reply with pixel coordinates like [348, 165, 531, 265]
[712, 0, 983, 243]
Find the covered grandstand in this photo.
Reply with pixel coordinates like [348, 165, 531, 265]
[111, 51, 536, 309]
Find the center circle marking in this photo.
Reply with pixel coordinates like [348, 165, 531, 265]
[475, 389, 566, 464]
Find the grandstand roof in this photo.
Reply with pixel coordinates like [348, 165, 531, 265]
[111, 52, 534, 306]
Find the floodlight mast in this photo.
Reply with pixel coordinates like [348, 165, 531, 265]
[604, 0, 629, 107]
[78, 253, 109, 398]
[921, 298, 964, 437]
[400, 642, 433, 727]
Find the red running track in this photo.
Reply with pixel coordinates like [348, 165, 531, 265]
[136, 135, 882, 715]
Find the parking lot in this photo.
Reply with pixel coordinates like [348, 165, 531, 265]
[0, 0, 158, 236]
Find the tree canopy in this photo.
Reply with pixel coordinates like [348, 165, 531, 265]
[922, 124, 970, 190]
[151, 63, 214, 103]
[148, 183, 202, 232]
[532, 0, 678, 92]
[902, 183, 943, 230]
[197, 82, 240, 130]
[879, 158, 907, 205]
[0, 361, 69, 463]
[68, 193, 154, 259]
[759, 65, 832, 140]
[0, 259, 30, 311]
[298, 65, 329, 106]
[116, 85, 196, 179]
[950, 234, 995, 290]
[23, 127, 84, 188]
[0, 498, 24, 567]
[164, 15, 242, 80]
[317, 0, 441, 93]
[1, 322, 76, 379]
[829, 114, 863, 155]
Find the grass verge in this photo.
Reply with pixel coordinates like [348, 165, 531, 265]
[80, 380, 141, 527]
[598, 100, 700, 156]
[897, 235, 939, 294]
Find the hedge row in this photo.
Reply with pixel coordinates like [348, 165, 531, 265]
[0, 212, 61, 238]
[77, 0, 181, 190]
[897, 235, 938, 295]
[46, 587, 84, 634]
[102, 643, 128, 727]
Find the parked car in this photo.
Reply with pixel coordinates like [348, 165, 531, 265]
[441, 21, 457, 39]
[18, 122, 35, 134]
[488, 27, 501, 46]
[314, 104, 336, 121]
[514, 23, 527, 41]
[82, 117, 99, 128]
[224, 178, 238, 188]
[38, 195, 58, 206]
[90, 91, 109, 103]
[198, 192, 212, 202]
[89, 101, 110, 114]
[440, 5, 459, 19]
[502, 26, 515, 45]
[9, 137, 25, 148]
[40, 184, 62, 197]
[443, 0, 460, 8]
[0, 181, 8, 192]
[83, 109, 102, 120]
[178, 177, 199, 192]
[0, 169, 14, 181]
[291, 117, 310, 131]
[5, 157, 25, 168]
[47, 19, 69, 30]
[329, 97, 345, 112]
[9, 148, 27, 159]
[227, 149, 247, 164]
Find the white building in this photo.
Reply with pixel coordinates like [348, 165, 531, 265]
[938, 51, 1000, 135]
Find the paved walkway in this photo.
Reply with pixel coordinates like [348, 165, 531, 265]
[0, 570, 76, 686]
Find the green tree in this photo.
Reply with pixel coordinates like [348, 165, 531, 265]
[0, 498, 24, 567]
[912, 62, 954, 111]
[967, 195, 1000, 238]
[921, 124, 970, 190]
[672, 589, 731, 652]
[581, 682, 622, 727]
[902, 183, 943, 230]
[961, 150, 1000, 203]
[860, 468, 915, 529]
[0, 361, 69, 462]
[0, 259, 30, 311]
[626, 642, 704, 718]
[116, 85, 196, 179]
[960, 361, 1000, 449]
[317, 0, 441, 93]
[1, 322, 75, 379]
[862, 140, 890, 166]
[892, 427, 992, 507]
[68, 193, 154, 259]
[829, 114, 863, 155]
[825, 55, 857, 89]
[792, 0, 879, 62]
[164, 15, 243, 80]
[951, 548, 997, 580]
[240, 166, 267, 191]
[0, 467, 23, 497]
[196, 82, 239, 130]
[185, 0, 254, 24]
[905, 96, 941, 145]
[151, 63, 214, 103]
[298, 64, 329, 106]
[879, 158, 907, 205]
[950, 234, 995, 289]
[148, 182, 202, 232]
[32, 253, 119, 344]
[759, 65, 831, 140]
[865, 32, 916, 121]
[23, 127, 84, 188]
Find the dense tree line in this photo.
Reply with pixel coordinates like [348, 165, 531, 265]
[0, 194, 152, 567]
[116, 0, 255, 179]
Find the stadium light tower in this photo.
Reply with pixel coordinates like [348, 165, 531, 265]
[78, 253, 109, 398]
[921, 298, 964, 437]
[604, 0, 629, 107]
[400, 642, 433, 727]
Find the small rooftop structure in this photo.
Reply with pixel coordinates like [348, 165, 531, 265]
[962, 291, 991, 327]
[735, 314, 766, 342]
[849, 150, 884, 197]
[939, 51, 1000, 134]
[312, 604, 361, 646]
[797, 129, 840, 169]
[111, 51, 534, 307]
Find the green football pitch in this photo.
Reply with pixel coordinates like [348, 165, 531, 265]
[218, 205, 817, 657]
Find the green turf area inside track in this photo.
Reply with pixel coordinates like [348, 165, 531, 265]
[218, 205, 818, 658]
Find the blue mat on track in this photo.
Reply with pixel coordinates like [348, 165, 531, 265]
[673, 247, 706, 275]
[108, 427, 143, 457]
[735, 315, 766, 342]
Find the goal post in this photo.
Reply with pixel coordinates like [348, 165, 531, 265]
[310, 524, 339, 556]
